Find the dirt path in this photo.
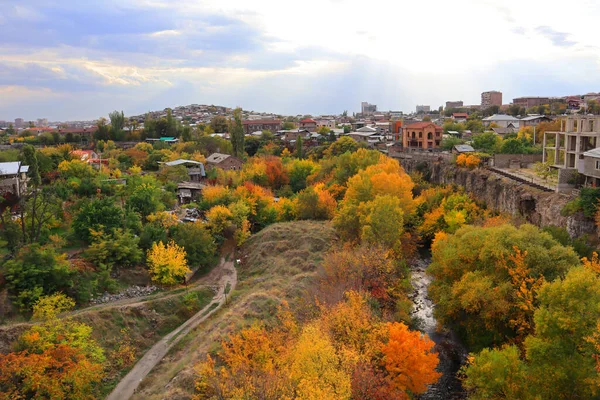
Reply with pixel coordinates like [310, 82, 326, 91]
[105, 252, 237, 400]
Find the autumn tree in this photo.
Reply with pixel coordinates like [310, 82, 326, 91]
[170, 222, 216, 273]
[382, 322, 441, 394]
[72, 197, 124, 242]
[429, 224, 579, 350]
[0, 294, 104, 399]
[147, 241, 190, 285]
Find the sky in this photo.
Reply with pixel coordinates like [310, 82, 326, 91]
[1, 0, 600, 121]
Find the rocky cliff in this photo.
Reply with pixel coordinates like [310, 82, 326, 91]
[399, 156, 596, 238]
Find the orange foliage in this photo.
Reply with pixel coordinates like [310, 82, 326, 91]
[0, 345, 104, 400]
[500, 247, 545, 341]
[264, 157, 289, 189]
[582, 252, 600, 274]
[382, 322, 441, 394]
[456, 154, 481, 169]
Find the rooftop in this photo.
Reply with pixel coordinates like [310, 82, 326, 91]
[0, 161, 28, 176]
[206, 153, 232, 163]
[483, 114, 520, 121]
[583, 148, 600, 159]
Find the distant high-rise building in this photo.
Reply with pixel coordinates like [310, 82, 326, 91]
[416, 105, 431, 113]
[14, 118, 24, 128]
[361, 102, 377, 114]
[37, 118, 48, 127]
[445, 101, 464, 109]
[481, 91, 503, 108]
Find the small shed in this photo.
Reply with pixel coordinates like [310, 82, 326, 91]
[177, 182, 206, 204]
[452, 144, 475, 154]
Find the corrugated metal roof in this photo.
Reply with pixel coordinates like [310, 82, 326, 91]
[163, 159, 205, 176]
[454, 144, 475, 153]
[583, 148, 600, 158]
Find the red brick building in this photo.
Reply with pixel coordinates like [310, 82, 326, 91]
[402, 122, 443, 150]
[299, 118, 317, 132]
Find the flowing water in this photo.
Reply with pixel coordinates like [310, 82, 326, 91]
[410, 258, 468, 399]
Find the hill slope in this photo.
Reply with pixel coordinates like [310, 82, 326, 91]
[131, 221, 337, 399]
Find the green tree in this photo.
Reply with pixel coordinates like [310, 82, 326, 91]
[109, 110, 125, 140]
[230, 108, 245, 158]
[170, 222, 216, 273]
[84, 229, 143, 269]
[472, 131, 501, 153]
[126, 183, 165, 218]
[73, 197, 124, 243]
[295, 135, 304, 159]
[499, 138, 525, 154]
[211, 115, 229, 133]
[282, 121, 296, 130]
[2, 244, 73, 311]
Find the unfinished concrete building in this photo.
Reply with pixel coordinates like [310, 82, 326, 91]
[543, 116, 600, 190]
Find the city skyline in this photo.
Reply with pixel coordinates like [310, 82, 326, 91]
[1, 0, 600, 120]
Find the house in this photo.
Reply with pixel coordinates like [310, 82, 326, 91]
[176, 182, 206, 204]
[452, 113, 469, 122]
[299, 119, 318, 132]
[205, 153, 243, 171]
[520, 115, 552, 127]
[242, 119, 282, 135]
[0, 161, 29, 196]
[161, 159, 206, 182]
[348, 130, 381, 145]
[491, 127, 518, 136]
[282, 129, 311, 142]
[482, 114, 521, 128]
[453, 144, 475, 154]
[402, 122, 443, 150]
[71, 150, 99, 162]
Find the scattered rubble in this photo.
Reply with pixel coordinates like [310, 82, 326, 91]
[90, 285, 159, 305]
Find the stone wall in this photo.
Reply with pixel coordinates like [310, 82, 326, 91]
[492, 154, 543, 168]
[398, 155, 596, 238]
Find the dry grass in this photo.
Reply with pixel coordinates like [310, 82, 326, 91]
[132, 221, 337, 400]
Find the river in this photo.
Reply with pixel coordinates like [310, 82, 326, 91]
[410, 258, 468, 399]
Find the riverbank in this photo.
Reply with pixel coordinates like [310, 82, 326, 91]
[410, 258, 467, 399]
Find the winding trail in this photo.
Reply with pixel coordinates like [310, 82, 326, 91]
[106, 252, 237, 400]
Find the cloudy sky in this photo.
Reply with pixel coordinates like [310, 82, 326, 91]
[1, 0, 600, 121]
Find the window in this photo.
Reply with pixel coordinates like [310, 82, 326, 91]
[427, 132, 432, 140]
[419, 132, 422, 138]
[596, 160, 600, 170]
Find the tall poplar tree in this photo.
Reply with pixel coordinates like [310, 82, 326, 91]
[230, 108, 245, 158]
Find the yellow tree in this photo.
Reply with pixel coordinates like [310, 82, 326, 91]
[291, 323, 352, 400]
[147, 241, 190, 285]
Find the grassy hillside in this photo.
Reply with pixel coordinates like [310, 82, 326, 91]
[132, 221, 337, 399]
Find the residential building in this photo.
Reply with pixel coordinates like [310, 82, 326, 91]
[446, 101, 464, 109]
[281, 129, 311, 142]
[481, 91, 503, 108]
[242, 119, 282, 135]
[14, 118, 24, 128]
[402, 122, 443, 150]
[0, 161, 29, 196]
[361, 102, 377, 114]
[482, 114, 520, 128]
[315, 119, 336, 129]
[177, 182, 206, 204]
[452, 113, 468, 122]
[162, 159, 206, 182]
[348, 127, 382, 145]
[36, 118, 48, 127]
[390, 121, 403, 142]
[513, 97, 550, 109]
[520, 115, 552, 127]
[299, 118, 318, 132]
[543, 116, 600, 188]
[416, 105, 431, 113]
[71, 150, 99, 162]
[205, 153, 243, 171]
[581, 148, 600, 186]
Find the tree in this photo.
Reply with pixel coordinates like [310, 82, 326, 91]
[382, 322, 441, 394]
[291, 323, 352, 400]
[84, 228, 143, 269]
[2, 244, 73, 311]
[73, 197, 124, 242]
[295, 135, 304, 159]
[109, 110, 125, 140]
[472, 131, 500, 153]
[500, 138, 525, 154]
[6, 123, 15, 135]
[358, 195, 404, 255]
[210, 115, 229, 133]
[126, 183, 165, 218]
[147, 241, 190, 285]
[464, 266, 600, 399]
[324, 136, 359, 157]
[282, 121, 296, 130]
[0, 294, 104, 399]
[171, 222, 216, 272]
[229, 108, 245, 158]
[317, 125, 331, 135]
[429, 224, 579, 350]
